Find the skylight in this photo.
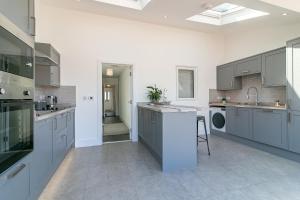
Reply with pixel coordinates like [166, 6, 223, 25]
[93, 0, 151, 10]
[187, 3, 269, 26]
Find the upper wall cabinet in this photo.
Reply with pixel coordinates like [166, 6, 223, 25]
[234, 55, 262, 77]
[287, 38, 300, 111]
[262, 48, 286, 87]
[0, 0, 35, 37]
[217, 63, 242, 91]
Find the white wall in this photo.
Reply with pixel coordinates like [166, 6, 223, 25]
[36, 3, 225, 147]
[223, 22, 300, 63]
[119, 67, 131, 129]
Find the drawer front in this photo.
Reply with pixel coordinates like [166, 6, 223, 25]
[0, 160, 30, 200]
[235, 55, 262, 76]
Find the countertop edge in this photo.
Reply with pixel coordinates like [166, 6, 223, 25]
[137, 104, 197, 113]
[209, 103, 287, 111]
[35, 107, 76, 122]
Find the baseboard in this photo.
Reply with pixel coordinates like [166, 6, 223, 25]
[75, 138, 101, 148]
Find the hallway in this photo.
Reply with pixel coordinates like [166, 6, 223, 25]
[103, 116, 130, 142]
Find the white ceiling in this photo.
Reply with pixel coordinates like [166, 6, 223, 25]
[41, 0, 300, 33]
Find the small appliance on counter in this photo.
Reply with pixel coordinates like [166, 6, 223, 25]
[46, 95, 58, 110]
[35, 101, 47, 111]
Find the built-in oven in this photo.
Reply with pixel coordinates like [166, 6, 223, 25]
[0, 100, 33, 174]
[0, 17, 34, 174]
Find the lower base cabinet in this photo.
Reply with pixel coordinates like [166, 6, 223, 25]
[0, 109, 76, 200]
[253, 109, 287, 149]
[0, 156, 31, 200]
[226, 107, 252, 139]
[288, 110, 300, 154]
[30, 118, 53, 199]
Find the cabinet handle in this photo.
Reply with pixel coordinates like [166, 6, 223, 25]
[7, 164, 26, 180]
[30, 16, 36, 36]
[242, 70, 249, 74]
[262, 76, 265, 85]
[288, 112, 292, 123]
[262, 109, 273, 112]
[231, 79, 234, 88]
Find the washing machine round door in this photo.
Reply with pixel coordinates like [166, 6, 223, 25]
[212, 112, 225, 129]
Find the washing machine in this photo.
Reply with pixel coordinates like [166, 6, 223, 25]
[210, 107, 226, 132]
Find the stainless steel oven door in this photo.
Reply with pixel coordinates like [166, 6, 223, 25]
[0, 100, 33, 174]
[0, 26, 34, 79]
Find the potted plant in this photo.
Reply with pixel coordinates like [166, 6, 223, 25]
[147, 85, 162, 103]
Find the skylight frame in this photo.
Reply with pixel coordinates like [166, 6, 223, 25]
[93, 0, 151, 10]
[186, 2, 269, 26]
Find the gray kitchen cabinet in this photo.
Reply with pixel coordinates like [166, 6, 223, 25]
[67, 111, 75, 149]
[226, 107, 252, 139]
[0, 155, 31, 200]
[138, 107, 144, 139]
[235, 55, 262, 77]
[35, 65, 60, 87]
[31, 118, 53, 199]
[287, 38, 300, 111]
[53, 114, 68, 168]
[253, 109, 288, 149]
[0, 0, 35, 37]
[262, 48, 286, 87]
[217, 63, 241, 91]
[288, 111, 300, 154]
[151, 111, 163, 158]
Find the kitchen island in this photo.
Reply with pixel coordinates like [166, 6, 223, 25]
[138, 103, 197, 172]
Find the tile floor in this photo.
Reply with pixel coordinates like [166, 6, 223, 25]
[39, 135, 300, 200]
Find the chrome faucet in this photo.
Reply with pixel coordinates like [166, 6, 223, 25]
[246, 87, 259, 106]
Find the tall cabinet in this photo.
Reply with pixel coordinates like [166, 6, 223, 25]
[0, 0, 35, 37]
[287, 38, 300, 154]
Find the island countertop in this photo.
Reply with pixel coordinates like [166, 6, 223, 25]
[137, 103, 198, 113]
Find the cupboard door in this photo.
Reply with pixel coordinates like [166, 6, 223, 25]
[226, 107, 236, 134]
[287, 38, 300, 111]
[31, 118, 53, 199]
[262, 48, 286, 87]
[67, 111, 75, 149]
[253, 109, 287, 149]
[235, 55, 262, 76]
[217, 63, 241, 90]
[235, 108, 252, 140]
[0, 0, 35, 37]
[288, 111, 300, 153]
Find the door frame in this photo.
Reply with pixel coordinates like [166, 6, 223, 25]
[97, 61, 134, 145]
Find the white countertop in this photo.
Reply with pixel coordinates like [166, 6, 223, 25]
[35, 106, 76, 121]
[209, 102, 287, 110]
[138, 103, 198, 113]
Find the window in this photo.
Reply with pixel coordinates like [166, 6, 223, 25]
[176, 66, 197, 100]
[186, 2, 269, 26]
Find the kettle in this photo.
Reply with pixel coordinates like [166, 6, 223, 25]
[46, 96, 58, 110]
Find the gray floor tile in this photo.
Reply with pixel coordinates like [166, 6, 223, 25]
[39, 135, 300, 200]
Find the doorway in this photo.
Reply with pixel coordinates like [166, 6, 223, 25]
[101, 63, 132, 143]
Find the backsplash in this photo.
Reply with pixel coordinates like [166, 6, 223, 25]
[210, 74, 286, 104]
[35, 86, 76, 105]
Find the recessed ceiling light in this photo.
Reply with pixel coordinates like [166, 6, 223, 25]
[164, 15, 168, 19]
[187, 2, 269, 26]
[93, 0, 151, 10]
[282, 13, 288, 16]
[106, 69, 113, 76]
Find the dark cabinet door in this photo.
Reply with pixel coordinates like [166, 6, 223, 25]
[253, 109, 287, 149]
[288, 111, 300, 153]
[262, 48, 286, 87]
